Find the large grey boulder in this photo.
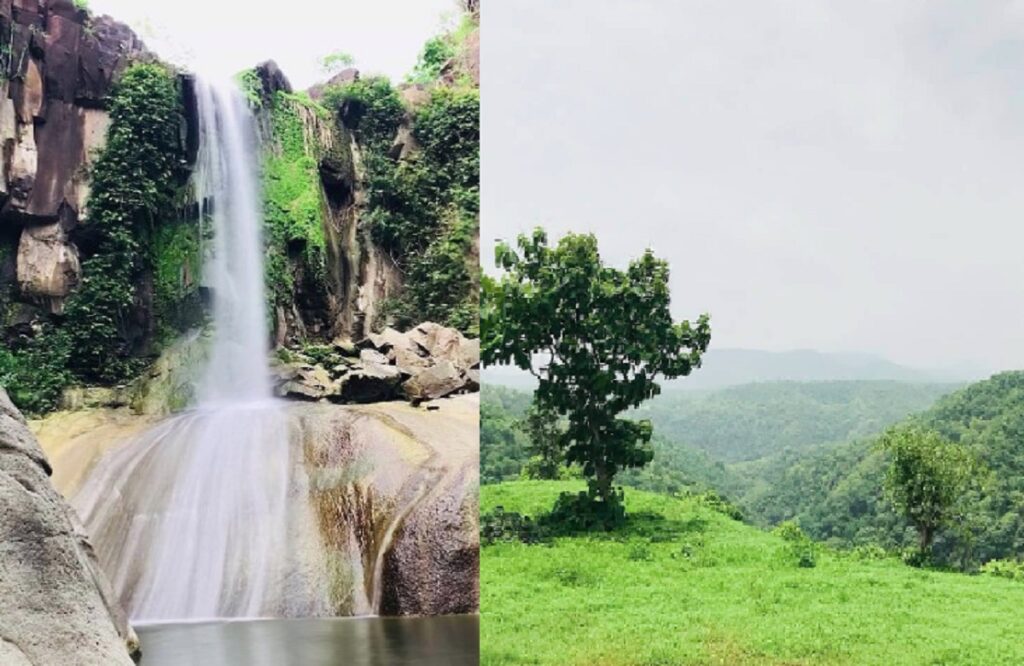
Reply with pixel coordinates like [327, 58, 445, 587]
[402, 360, 465, 402]
[0, 388, 138, 665]
[274, 363, 335, 401]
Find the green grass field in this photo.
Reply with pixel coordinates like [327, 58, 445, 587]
[481, 481, 1024, 665]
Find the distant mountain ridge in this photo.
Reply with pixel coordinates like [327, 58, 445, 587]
[483, 348, 991, 391]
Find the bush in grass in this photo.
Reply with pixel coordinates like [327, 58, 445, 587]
[481, 506, 547, 545]
[980, 558, 1024, 581]
[850, 544, 889, 561]
[774, 520, 817, 568]
[694, 489, 744, 521]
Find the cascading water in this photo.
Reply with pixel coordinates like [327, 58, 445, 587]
[72, 77, 294, 622]
[63, 75, 470, 626]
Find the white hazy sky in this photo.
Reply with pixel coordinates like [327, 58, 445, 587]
[89, 0, 458, 88]
[483, 0, 1024, 372]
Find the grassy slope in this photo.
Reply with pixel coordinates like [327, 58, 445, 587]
[482, 481, 1024, 666]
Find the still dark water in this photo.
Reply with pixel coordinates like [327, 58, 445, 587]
[136, 615, 479, 666]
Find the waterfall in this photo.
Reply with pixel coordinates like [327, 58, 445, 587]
[71, 77, 295, 622]
[193, 78, 273, 405]
[61, 76, 466, 625]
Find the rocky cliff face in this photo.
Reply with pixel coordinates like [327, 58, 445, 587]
[0, 0, 149, 316]
[0, 387, 137, 665]
[250, 61, 405, 345]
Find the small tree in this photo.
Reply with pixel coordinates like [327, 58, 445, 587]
[321, 51, 356, 75]
[879, 426, 981, 558]
[481, 229, 711, 517]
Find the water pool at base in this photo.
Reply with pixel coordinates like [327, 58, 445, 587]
[136, 615, 479, 666]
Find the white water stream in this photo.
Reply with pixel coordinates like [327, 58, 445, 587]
[73, 78, 293, 622]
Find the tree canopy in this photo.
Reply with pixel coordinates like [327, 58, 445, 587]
[481, 229, 711, 520]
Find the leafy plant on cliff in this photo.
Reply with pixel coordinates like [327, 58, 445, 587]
[64, 62, 186, 383]
[408, 13, 476, 85]
[0, 324, 71, 415]
[409, 36, 456, 84]
[262, 90, 330, 312]
[235, 68, 263, 108]
[151, 220, 203, 337]
[322, 76, 405, 151]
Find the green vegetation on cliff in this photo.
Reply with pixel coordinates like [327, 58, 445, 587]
[482, 481, 1024, 665]
[262, 89, 330, 311]
[150, 220, 203, 337]
[321, 27, 480, 334]
[66, 63, 187, 383]
[2, 63, 193, 414]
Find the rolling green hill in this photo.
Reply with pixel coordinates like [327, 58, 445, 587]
[751, 371, 1024, 566]
[481, 481, 1024, 666]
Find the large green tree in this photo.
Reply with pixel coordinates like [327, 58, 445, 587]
[481, 229, 711, 515]
[879, 426, 982, 557]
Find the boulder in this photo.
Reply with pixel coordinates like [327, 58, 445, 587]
[331, 338, 358, 357]
[389, 124, 419, 161]
[254, 60, 292, 98]
[274, 364, 335, 401]
[307, 67, 358, 102]
[59, 386, 129, 411]
[16, 220, 80, 308]
[359, 348, 389, 366]
[464, 368, 480, 392]
[275, 323, 479, 405]
[0, 388, 138, 664]
[402, 360, 466, 402]
[409, 322, 479, 371]
[334, 360, 401, 403]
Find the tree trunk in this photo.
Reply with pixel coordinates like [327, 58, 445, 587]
[918, 524, 934, 553]
[593, 460, 612, 504]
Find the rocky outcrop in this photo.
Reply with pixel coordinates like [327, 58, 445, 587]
[0, 1, 149, 314]
[271, 322, 479, 404]
[297, 395, 480, 616]
[252, 61, 405, 345]
[0, 387, 138, 664]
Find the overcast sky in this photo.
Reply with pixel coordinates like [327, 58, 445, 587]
[483, 0, 1024, 372]
[89, 0, 457, 88]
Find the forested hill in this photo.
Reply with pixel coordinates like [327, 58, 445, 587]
[636, 380, 959, 462]
[482, 375, 1024, 569]
[481, 380, 957, 496]
[747, 371, 1024, 568]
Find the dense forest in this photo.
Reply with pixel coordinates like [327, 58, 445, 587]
[748, 372, 1024, 568]
[634, 381, 959, 462]
[481, 375, 1024, 569]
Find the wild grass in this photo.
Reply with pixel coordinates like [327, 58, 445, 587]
[481, 481, 1024, 665]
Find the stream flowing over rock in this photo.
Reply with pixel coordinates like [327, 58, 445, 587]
[0, 388, 138, 665]
[35, 394, 480, 620]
